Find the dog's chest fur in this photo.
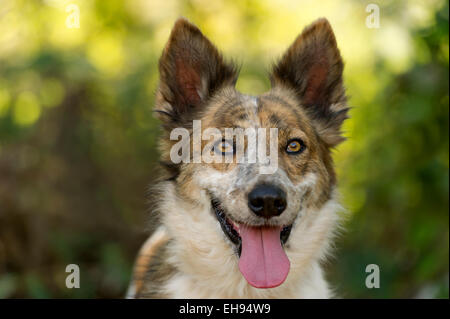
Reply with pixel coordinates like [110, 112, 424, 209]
[131, 182, 341, 299]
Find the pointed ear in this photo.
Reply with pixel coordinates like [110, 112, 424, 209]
[155, 18, 238, 128]
[271, 18, 348, 146]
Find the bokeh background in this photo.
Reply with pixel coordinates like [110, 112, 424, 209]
[0, 0, 448, 298]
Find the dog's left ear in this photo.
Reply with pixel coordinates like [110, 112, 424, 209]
[271, 18, 348, 146]
[155, 18, 238, 129]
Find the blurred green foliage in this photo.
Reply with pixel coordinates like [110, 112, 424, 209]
[0, 0, 448, 298]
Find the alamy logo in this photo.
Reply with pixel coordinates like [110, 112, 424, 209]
[65, 4, 80, 29]
[365, 4, 380, 29]
[170, 120, 279, 174]
[365, 264, 380, 289]
[65, 264, 80, 288]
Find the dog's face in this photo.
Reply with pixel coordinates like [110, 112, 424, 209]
[155, 18, 347, 290]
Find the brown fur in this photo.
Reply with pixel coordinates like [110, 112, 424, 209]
[271, 18, 349, 147]
[128, 17, 348, 299]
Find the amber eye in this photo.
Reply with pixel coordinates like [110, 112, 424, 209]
[286, 139, 305, 154]
[214, 139, 235, 155]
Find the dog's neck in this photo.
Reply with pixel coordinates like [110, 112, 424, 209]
[158, 183, 341, 298]
[163, 256, 331, 298]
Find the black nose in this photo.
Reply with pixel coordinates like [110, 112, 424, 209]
[248, 184, 287, 218]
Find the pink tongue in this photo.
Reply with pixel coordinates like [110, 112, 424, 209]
[238, 225, 290, 288]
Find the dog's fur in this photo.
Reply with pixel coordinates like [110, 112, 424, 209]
[127, 17, 348, 299]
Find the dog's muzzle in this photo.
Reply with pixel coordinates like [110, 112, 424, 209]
[211, 185, 293, 290]
[248, 184, 287, 218]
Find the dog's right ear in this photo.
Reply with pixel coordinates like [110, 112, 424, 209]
[155, 18, 238, 128]
[270, 18, 348, 146]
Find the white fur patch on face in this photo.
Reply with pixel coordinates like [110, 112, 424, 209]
[161, 190, 342, 298]
[295, 171, 318, 190]
[194, 166, 237, 196]
[286, 193, 343, 272]
[242, 95, 260, 128]
[249, 96, 258, 108]
[192, 164, 319, 228]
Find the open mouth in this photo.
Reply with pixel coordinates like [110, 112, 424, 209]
[211, 197, 293, 289]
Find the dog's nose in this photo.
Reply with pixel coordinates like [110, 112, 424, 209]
[248, 184, 287, 218]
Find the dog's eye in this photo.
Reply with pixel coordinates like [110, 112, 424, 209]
[214, 139, 235, 155]
[286, 139, 305, 154]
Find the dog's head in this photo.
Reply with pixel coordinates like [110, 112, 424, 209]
[154, 18, 348, 290]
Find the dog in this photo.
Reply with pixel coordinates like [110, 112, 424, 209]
[127, 17, 348, 298]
